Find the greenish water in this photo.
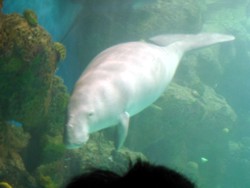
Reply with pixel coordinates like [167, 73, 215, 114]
[1, 0, 250, 188]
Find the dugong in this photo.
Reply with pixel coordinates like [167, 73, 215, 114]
[64, 33, 234, 149]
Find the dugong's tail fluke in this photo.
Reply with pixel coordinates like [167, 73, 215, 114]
[149, 33, 235, 52]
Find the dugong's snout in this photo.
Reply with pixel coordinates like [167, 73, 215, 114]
[64, 120, 89, 149]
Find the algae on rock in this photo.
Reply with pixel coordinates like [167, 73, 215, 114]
[0, 11, 58, 123]
[0, 10, 68, 188]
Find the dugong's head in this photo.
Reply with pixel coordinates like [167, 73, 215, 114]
[64, 94, 97, 149]
[64, 78, 118, 149]
[64, 113, 89, 149]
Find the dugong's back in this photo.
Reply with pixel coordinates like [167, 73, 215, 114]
[78, 42, 173, 116]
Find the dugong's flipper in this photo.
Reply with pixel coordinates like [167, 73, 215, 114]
[115, 112, 130, 149]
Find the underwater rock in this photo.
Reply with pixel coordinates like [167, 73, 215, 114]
[127, 83, 236, 151]
[126, 82, 236, 186]
[23, 9, 38, 27]
[37, 76, 69, 165]
[35, 132, 147, 187]
[0, 11, 68, 188]
[0, 12, 59, 122]
[129, 0, 203, 36]
[0, 122, 36, 188]
[53, 42, 66, 61]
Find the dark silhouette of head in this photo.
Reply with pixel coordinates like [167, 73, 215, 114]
[66, 160, 196, 188]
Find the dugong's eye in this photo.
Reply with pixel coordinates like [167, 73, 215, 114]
[87, 112, 94, 117]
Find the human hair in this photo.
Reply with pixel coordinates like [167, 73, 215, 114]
[66, 160, 196, 188]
